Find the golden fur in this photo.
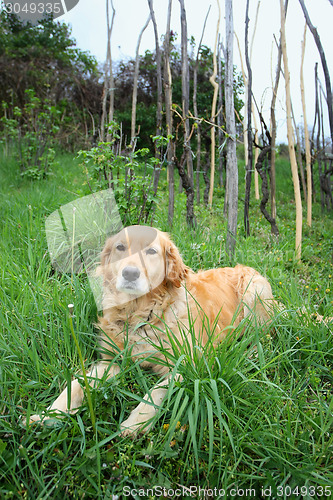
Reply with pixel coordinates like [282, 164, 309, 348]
[27, 225, 278, 434]
[97, 226, 276, 374]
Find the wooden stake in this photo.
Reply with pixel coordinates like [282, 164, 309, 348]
[300, 24, 312, 227]
[280, 0, 302, 260]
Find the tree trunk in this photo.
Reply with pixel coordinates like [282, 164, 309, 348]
[235, 32, 249, 198]
[164, 0, 175, 226]
[101, 0, 116, 142]
[148, 0, 163, 194]
[131, 16, 151, 146]
[107, 0, 116, 139]
[203, 154, 211, 205]
[315, 63, 325, 210]
[270, 1, 288, 219]
[217, 37, 225, 188]
[252, 110, 260, 199]
[208, 0, 221, 209]
[244, 0, 252, 236]
[193, 6, 211, 204]
[300, 24, 312, 226]
[179, 0, 193, 181]
[280, 0, 302, 260]
[250, 1, 260, 201]
[179, 0, 196, 225]
[175, 151, 196, 227]
[225, 0, 238, 260]
[235, 11, 259, 203]
[320, 86, 333, 208]
[255, 113, 279, 235]
[294, 123, 307, 198]
[255, 144, 279, 236]
[193, 42, 200, 204]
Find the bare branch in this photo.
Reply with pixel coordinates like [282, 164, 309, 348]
[208, 0, 221, 208]
[101, 0, 116, 141]
[193, 5, 211, 203]
[131, 15, 151, 145]
[164, 0, 175, 225]
[298, 0, 333, 148]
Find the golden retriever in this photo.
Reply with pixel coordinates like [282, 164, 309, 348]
[27, 225, 278, 435]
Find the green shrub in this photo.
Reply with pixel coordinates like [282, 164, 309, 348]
[76, 122, 164, 225]
[1, 89, 60, 179]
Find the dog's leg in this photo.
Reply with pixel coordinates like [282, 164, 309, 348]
[25, 361, 120, 424]
[242, 274, 279, 323]
[120, 373, 176, 436]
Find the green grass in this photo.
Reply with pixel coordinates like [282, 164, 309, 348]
[0, 150, 332, 498]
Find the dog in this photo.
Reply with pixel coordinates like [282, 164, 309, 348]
[26, 225, 279, 435]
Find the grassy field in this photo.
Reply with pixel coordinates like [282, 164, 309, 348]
[0, 150, 332, 499]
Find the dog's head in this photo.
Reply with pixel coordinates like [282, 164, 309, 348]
[97, 226, 188, 300]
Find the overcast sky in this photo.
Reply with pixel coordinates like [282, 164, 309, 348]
[59, 0, 332, 143]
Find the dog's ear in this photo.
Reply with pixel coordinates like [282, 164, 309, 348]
[101, 237, 114, 266]
[165, 240, 188, 288]
[96, 236, 114, 276]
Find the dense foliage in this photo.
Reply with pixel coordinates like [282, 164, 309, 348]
[0, 11, 101, 151]
[0, 13, 244, 157]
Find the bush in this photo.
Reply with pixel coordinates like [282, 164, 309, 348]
[1, 89, 60, 179]
[76, 122, 162, 225]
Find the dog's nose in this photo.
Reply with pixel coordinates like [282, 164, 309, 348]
[122, 266, 140, 282]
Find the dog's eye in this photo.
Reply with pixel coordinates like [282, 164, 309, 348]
[116, 243, 126, 252]
[146, 248, 157, 255]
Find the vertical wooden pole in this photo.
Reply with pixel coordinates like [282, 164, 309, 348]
[280, 0, 302, 259]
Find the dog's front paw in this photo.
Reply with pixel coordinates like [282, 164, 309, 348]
[120, 409, 155, 437]
[21, 412, 66, 428]
[120, 416, 147, 437]
[120, 422, 140, 437]
[21, 413, 44, 426]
